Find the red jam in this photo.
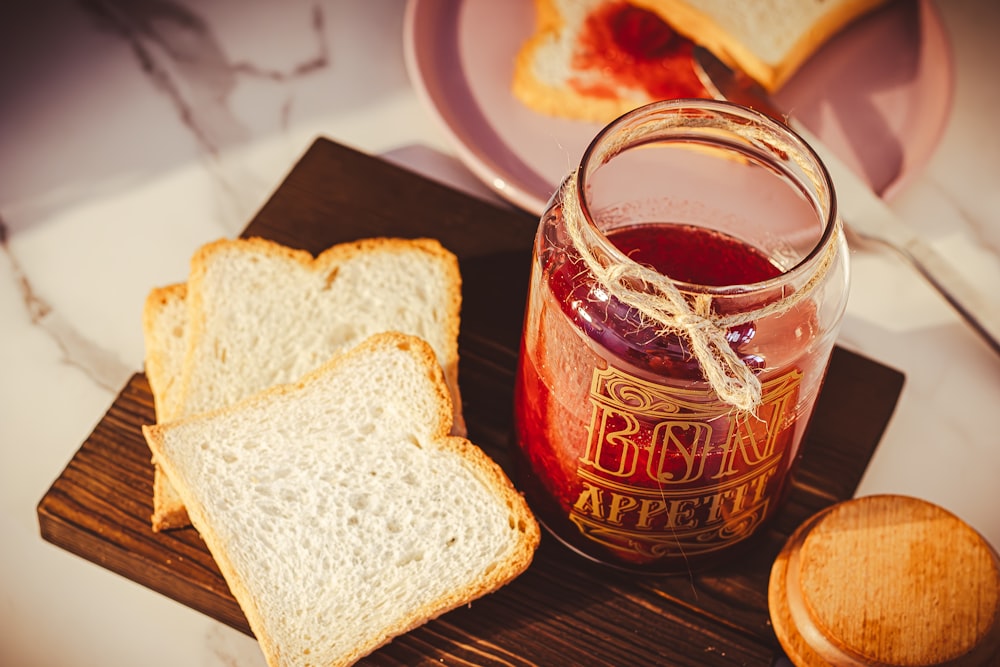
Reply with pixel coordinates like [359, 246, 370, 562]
[571, 2, 708, 102]
[607, 224, 781, 286]
[514, 222, 814, 571]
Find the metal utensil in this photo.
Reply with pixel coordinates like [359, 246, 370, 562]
[693, 45, 1000, 356]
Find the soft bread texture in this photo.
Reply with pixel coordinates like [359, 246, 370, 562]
[512, 0, 889, 122]
[143, 333, 540, 667]
[143, 237, 464, 531]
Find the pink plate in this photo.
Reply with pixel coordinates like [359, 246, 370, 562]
[404, 0, 953, 215]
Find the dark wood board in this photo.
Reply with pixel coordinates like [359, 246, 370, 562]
[38, 138, 905, 666]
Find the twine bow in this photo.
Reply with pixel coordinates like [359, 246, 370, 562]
[561, 171, 839, 414]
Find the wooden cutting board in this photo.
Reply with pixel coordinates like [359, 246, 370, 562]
[37, 138, 905, 666]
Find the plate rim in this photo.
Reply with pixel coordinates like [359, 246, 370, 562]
[403, 0, 954, 214]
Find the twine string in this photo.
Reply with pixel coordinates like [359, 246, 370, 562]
[561, 170, 840, 414]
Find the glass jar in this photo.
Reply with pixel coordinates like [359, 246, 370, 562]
[513, 99, 849, 573]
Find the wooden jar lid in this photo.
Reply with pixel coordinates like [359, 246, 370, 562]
[769, 495, 1000, 666]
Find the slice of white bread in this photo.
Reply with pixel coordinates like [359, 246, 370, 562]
[143, 237, 464, 531]
[629, 0, 890, 91]
[512, 0, 889, 122]
[143, 332, 540, 667]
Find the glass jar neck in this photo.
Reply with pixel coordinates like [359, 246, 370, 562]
[554, 99, 842, 412]
[573, 98, 838, 298]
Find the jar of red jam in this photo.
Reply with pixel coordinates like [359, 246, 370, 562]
[513, 99, 849, 573]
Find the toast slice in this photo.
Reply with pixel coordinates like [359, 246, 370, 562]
[143, 332, 540, 667]
[512, 0, 890, 123]
[143, 237, 464, 531]
[629, 0, 891, 92]
[512, 0, 707, 123]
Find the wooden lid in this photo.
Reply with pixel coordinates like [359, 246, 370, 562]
[769, 495, 1000, 666]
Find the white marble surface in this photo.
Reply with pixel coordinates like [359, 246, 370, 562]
[1, 1, 997, 665]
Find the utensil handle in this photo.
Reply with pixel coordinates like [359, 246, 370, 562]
[899, 236, 1000, 355]
[790, 122, 1000, 356]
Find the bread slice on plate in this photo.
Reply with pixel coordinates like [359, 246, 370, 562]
[143, 332, 540, 667]
[143, 236, 464, 531]
[512, 0, 890, 122]
[629, 0, 891, 91]
[512, 0, 708, 123]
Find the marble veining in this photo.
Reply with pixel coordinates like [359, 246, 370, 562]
[79, 0, 329, 154]
[2, 1, 337, 395]
[2, 213, 134, 393]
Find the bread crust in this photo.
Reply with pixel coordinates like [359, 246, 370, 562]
[142, 282, 187, 421]
[143, 332, 540, 667]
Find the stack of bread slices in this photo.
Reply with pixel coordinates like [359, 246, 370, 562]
[141, 236, 539, 667]
[513, 0, 890, 123]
